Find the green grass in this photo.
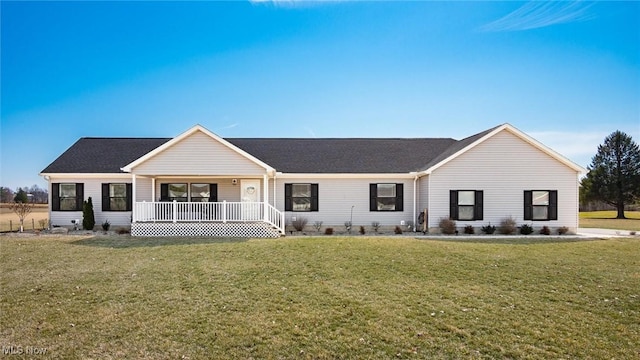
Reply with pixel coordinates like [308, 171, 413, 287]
[580, 211, 640, 231]
[1, 236, 639, 359]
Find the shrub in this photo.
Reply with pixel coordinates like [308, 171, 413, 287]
[292, 217, 308, 232]
[481, 224, 496, 234]
[38, 218, 48, 230]
[464, 225, 474, 234]
[540, 226, 551, 235]
[102, 220, 111, 231]
[82, 197, 96, 230]
[116, 228, 129, 235]
[520, 224, 534, 235]
[313, 221, 323, 232]
[324, 227, 334, 235]
[371, 221, 381, 234]
[359, 226, 366, 235]
[439, 217, 457, 235]
[498, 216, 517, 235]
[394, 226, 403, 234]
[557, 226, 569, 235]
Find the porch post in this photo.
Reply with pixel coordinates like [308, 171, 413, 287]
[132, 174, 137, 223]
[151, 178, 156, 202]
[263, 174, 269, 221]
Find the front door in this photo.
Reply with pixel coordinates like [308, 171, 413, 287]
[241, 180, 261, 220]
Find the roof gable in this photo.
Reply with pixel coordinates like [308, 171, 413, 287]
[423, 123, 586, 174]
[121, 125, 274, 173]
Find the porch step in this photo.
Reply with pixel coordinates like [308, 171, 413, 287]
[131, 222, 282, 238]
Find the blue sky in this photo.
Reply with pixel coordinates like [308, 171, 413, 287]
[1, 1, 639, 190]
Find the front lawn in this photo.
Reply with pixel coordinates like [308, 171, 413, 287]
[1, 236, 638, 359]
[580, 211, 640, 231]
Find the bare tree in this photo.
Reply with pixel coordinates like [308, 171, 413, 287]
[10, 202, 33, 232]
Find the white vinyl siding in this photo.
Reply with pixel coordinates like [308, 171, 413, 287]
[132, 131, 267, 176]
[152, 178, 262, 203]
[49, 176, 134, 227]
[276, 177, 414, 227]
[428, 130, 580, 231]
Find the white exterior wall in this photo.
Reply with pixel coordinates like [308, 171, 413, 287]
[275, 176, 416, 228]
[148, 178, 264, 203]
[48, 176, 134, 228]
[132, 131, 267, 176]
[427, 130, 580, 231]
[417, 175, 429, 213]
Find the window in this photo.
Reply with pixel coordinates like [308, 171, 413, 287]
[370, 183, 403, 211]
[160, 183, 188, 202]
[160, 183, 218, 202]
[101, 183, 132, 211]
[285, 184, 318, 212]
[190, 184, 210, 202]
[52, 183, 83, 211]
[524, 190, 557, 221]
[449, 190, 483, 220]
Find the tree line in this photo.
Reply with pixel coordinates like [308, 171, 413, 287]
[0, 185, 48, 204]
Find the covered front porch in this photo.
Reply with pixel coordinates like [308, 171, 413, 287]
[131, 200, 284, 237]
[121, 125, 285, 237]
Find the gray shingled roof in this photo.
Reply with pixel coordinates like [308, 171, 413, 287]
[228, 138, 456, 173]
[41, 138, 171, 173]
[42, 131, 496, 174]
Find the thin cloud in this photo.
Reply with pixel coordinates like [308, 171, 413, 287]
[223, 123, 239, 129]
[248, 0, 344, 7]
[479, 1, 595, 32]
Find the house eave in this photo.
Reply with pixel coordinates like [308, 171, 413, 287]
[275, 172, 419, 179]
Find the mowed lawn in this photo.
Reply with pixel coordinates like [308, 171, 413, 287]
[580, 211, 640, 231]
[1, 236, 638, 359]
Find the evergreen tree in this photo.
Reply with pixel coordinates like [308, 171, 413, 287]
[583, 131, 640, 219]
[83, 197, 96, 230]
[14, 188, 28, 203]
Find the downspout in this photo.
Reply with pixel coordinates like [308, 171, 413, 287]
[413, 175, 418, 232]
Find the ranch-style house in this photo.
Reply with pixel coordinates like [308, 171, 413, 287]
[40, 123, 586, 237]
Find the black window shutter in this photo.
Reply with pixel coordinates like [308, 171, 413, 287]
[310, 184, 319, 211]
[52, 183, 60, 211]
[369, 184, 378, 211]
[102, 184, 110, 211]
[548, 190, 558, 220]
[395, 184, 403, 211]
[209, 184, 218, 202]
[284, 184, 293, 211]
[75, 183, 84, 211]
[160, 184, 169, 201]
[449, 190, 458, 220]
[474, 190, 484, 220]
[126, 183, 133, 211]
[524, 191, 533, 220]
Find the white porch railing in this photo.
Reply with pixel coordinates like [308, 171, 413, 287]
[134, 201, 285, 234]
